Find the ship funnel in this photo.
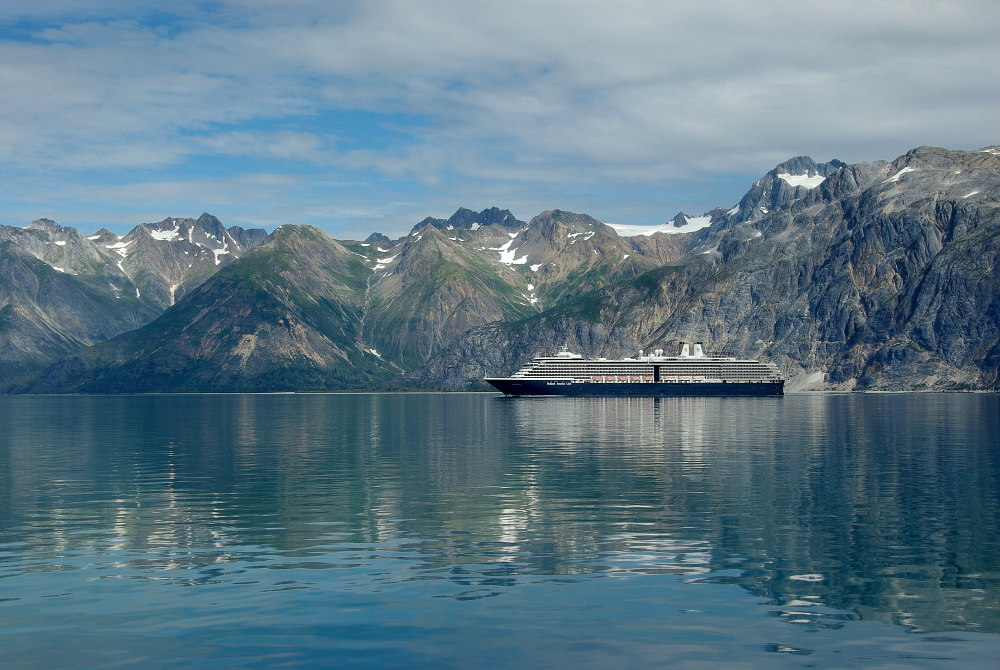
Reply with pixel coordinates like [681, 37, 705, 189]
[679, 342, 690, 358]
[693, 342, 704, 358]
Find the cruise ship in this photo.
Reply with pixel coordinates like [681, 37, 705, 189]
[485, 342, 784, 397]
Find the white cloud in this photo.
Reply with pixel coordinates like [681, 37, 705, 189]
[0, 1, 997, 234]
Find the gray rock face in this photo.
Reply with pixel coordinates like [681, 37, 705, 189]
[717, 156, 851, 229]
[1, 221, 154, 384]
[0, 213, 267, 387]
[10, 145, 1000, 393]
[360, 224, 538, 368]
[365, 232, 394, 244]
[415, 207, 526, 232]
[353, 207, 684, 369]
[106, 213, 268, 311]
[415, 146, 1000, 391]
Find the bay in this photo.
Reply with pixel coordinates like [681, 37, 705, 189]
[1, 393, 999, 668]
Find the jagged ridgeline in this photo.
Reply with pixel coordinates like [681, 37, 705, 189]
[418, 147, 1000, 392]
[0, 213, 266, 387]
[25, 226, 398, 392]
[4, 145, 1000, 392]
[10, 207, 692, 392]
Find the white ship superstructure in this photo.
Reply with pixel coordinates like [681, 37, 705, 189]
[485, 342, 784, 396]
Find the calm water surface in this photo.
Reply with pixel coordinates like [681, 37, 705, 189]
[1, 393, 999, 668]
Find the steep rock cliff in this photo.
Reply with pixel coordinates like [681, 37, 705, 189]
[0, 214, 267, 386]
[414, 147, 1000, 391]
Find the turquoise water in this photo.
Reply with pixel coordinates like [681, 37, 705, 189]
[1, 393, 999, 668]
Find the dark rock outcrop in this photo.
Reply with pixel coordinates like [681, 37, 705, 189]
[413, 146, 1000, 391]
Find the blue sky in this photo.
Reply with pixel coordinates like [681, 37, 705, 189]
[1, 1, 997, 239]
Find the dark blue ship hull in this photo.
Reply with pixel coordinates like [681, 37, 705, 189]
[485, 379, 784, 397]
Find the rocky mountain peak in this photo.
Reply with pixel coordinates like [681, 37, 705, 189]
[773, 155, 846, 178]
[196, 212, 225, 235]
[88, 228, 119, 243]
[25, 218, 63, 232]
[670, 212, 689, 228]
[449, 206, 524, 230]
[530, 210, 605, 233]
[410, 207, 526, 234]
[720, 156, 849, 228]
[1, 217, 110, 276]
[96, 213, 269, 310]
[892, 145, 1000, 174]
[365, 232, 393, 244]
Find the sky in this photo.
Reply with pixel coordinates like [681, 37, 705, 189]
[0, 1, 997, 239]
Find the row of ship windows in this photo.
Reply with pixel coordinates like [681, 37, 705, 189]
[523, 367, 775, 375]
[519, 373, 778, 379]
[530, 363, 770, 369]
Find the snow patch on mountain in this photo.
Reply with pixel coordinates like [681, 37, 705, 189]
[212, 240, 230, 265]
[885, 166, 917, 183]
[607, 215, 712, 237]
[106, 241, 130, 258]
[491, 238, 528, 264]
[150, 228, 182, 241]
[778, 173, 826, 188]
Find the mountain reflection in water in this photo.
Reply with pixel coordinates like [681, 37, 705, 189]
[1, 393, 999, 666]
[505, 395, 1000, 633]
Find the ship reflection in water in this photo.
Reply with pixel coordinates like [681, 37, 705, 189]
[1, 393, 998, 667]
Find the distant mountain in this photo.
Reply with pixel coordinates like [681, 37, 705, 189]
[10, 145, 999, 393]
[722, 156, 848, 226]
[21, 207, 699, 392]
[413, 146, 1000, 391]
[413, 206, 525, 232]
[359, 224, 538, 368]
[356, 207, 696, 367]
[0, 213, 267, 388]
[104, 212, 268, 311]
[25, 226, 395, 393]
[0, 220, 154, 381]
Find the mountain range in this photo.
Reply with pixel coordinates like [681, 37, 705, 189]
[2, 145, 998, 393]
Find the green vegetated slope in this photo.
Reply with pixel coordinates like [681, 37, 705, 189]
[26, 226, 395, 392]
[362, 226, 540, 368]
[11, 145, 1000, 393]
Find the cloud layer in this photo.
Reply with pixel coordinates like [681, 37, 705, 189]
[1, 1, 997, 235]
